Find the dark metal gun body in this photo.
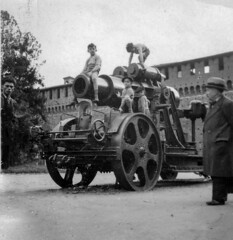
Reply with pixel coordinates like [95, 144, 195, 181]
[32, 63, 206, 190]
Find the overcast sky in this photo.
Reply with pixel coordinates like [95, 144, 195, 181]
[1, 0, 233, 87]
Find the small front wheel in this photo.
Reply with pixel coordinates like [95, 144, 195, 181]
[46, 156, 97, 188]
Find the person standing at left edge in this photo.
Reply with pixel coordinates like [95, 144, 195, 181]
[203, 77, 233, 205]
[81, 43, 102, 103]
[1, 76, 17, 170]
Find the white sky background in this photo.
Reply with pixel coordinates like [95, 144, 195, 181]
[1, 0, 233, 87]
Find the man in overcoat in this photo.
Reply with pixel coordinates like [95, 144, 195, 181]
[203, 77, 233, 205]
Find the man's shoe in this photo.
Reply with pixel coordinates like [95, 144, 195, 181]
[206, 200, 225, 206]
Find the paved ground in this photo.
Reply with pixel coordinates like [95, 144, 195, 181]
[0, 172, 233, 240]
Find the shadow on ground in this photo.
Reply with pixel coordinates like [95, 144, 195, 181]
[1, 177, 211, 197]
[63, 177, 211, 194]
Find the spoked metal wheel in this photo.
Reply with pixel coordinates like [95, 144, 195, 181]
[46, 158, 97, 188]
[112, 113, 162, 191]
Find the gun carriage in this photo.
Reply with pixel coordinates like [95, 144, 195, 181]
[31, 63, 206, 191]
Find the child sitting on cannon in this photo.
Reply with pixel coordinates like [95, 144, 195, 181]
[119, 77, 134, 113]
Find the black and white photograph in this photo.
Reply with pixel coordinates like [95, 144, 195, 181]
[1, 0, 233, 239]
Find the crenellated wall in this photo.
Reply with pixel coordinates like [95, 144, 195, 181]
[158, 51, 233, 97]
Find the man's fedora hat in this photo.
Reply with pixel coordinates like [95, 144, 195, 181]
[206, 77, 227, 91]
[135, 86, 145, 93]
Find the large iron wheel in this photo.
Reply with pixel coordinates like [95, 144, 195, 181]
[46, 158, 97, 188]
[112, 114, 162, 191]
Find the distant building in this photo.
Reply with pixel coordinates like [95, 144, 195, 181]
[156, 51, 233, 96]
[63, 76, 74, 84]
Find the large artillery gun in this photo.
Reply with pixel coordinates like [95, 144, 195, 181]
[31, 63, 207, 191]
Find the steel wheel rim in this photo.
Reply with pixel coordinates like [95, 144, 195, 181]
[113, 114, 162, 191]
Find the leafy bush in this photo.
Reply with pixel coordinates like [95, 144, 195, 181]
[1, 10, 47, 165]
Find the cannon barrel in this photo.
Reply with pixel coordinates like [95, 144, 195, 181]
[112, 66, 128, 77]
[127, 63, 164, 82]
[72, 63, 166, 106]
[72, 74, 117, 100]
[72, 73, 154, 107]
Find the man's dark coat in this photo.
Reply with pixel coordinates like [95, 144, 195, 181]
[203, 96, 233, 177]
[1, 93, 16, 144]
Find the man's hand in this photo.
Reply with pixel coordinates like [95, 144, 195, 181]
[86, 72, 92, 77]
[116, 91, 121, 98]
[119, 107, 123, 113]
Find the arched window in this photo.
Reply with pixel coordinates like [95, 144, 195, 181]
[179, 88, 184, 96]
[196, 85, 201, 94]
[227, 80, 232, 90]
[202, 84, 206, 93]
[190, 86, 195, 95]
[184, 87, 189, 95]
